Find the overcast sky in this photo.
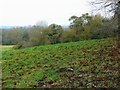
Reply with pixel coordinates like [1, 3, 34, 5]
[0, 0, 93, 26]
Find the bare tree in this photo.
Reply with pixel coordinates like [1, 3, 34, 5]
[90, 0, 120, 49]
[90, 0, 119, 13]
[89, 0, 119, 20]
[36, 20, 48, 28]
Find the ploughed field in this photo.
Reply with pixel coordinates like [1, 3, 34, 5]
[2, 38, 119, 88]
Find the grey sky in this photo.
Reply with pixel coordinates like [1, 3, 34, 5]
[0, 0, 93, 26]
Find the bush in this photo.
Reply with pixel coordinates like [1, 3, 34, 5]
[12, 41, 26, 49]
[60, 29, 79, 43]
[13, 44, 23, 49]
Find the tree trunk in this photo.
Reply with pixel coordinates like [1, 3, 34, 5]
[117, 1, 120, 49]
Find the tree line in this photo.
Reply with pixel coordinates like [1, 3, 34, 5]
[1, 13, 118, 48]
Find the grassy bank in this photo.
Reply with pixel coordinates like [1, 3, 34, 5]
[2, 38, 119, 88]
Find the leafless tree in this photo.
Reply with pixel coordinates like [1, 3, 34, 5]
[90, 0, 119, 13]
[90, 0, 120, 49]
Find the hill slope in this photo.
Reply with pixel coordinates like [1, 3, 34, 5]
[2, 38, 119, 88]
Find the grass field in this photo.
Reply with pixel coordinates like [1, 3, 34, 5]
[1, 45, 14, 52]
[2, 38, 119, 88]
[0, 45, 14, 62]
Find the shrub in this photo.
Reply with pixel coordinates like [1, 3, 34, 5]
[13, 44, 22, 49]
[13, 41, 26, 49]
